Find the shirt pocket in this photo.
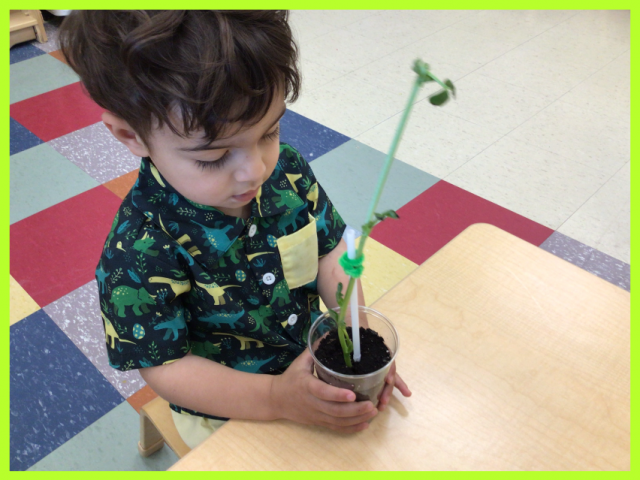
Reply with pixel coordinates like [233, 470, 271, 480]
[276, 214, 318, 290]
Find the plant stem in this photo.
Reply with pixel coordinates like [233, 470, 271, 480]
[336, 76, 423, 330]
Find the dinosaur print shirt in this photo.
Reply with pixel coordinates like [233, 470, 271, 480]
[96, 143, 346, 420]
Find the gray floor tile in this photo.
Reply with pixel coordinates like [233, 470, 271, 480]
[28, 402, 179, 471]
[310, 139, 440, 230]
[540, 231, 630, 291]
[43, 280, 147, 399]
[10, 54, 78, 104]
[11, 143, 99, 224]
[49, 122, 141, 184]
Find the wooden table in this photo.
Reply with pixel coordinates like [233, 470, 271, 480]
[170, 224, 630, 470]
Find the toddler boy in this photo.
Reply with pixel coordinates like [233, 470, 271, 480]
[59, 10, 409, 448]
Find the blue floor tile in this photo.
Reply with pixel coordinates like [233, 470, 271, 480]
[10, 310, 125, 471]
[10, 118, 43, 155]
[280, 109, 350, 163]
[10, 42, 47, 65]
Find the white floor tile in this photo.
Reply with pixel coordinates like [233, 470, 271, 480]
[405, 23, 524, 72]
[509, 100, 630, 177]
[348, 45, 471, 105]
[289, 72, 408, 138]
[299, 28, 398, 76]
[560, 50, 630, 121]
[557, 162, 630, 263]
[453, 10, 577, 45]
[549, 10, 630, 44]
[292, 10, 382, 28]
[475, 43, 596, 99]
[297, 56, 345, 94]
[440, 72, 555, 136]
[356, 98, 503, 179]
[516, 22, 629, 72]
[345, 10, 470, 50]
[445, 136, 609, 229]
[288, 10, 337, 43]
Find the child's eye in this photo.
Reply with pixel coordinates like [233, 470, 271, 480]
[195, 152, 230, 171]
[263, 125, 280, 142]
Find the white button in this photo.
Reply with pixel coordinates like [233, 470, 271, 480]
[248, 224, 257, 237]
[263, 273, 275, 285]
[287, 314, 298, 326]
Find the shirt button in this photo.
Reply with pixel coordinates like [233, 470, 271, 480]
[248, 224, 257, 237]
[263, 273, 275, 285]
[287, 314, 298, 326]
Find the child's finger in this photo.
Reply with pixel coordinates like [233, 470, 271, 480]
[309, 377, 356, 403]
[377, 382, 394, 411]
[394, 373, 412, 397]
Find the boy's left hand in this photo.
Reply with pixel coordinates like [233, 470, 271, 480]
[377, 361, 411, 411]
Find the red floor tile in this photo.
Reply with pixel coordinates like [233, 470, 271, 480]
[10, 186, 122, 307]
[371, 181, 554, 265]
[10, 82, 105, 142]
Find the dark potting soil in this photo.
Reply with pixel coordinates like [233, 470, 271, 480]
[315, 326, 391, 375]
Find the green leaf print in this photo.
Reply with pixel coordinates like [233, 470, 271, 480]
[136, 254, 147, 275]
[111, 268, 123, 283]
[176, 207, 197, 217]
[325, 238, 338, 250]
[149, 342, 160, 361]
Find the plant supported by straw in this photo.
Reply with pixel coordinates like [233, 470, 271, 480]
[327, 59, 456, 368]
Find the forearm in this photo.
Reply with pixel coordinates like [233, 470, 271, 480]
[317, 238, 366, 311]
[139, 351, 278, 421]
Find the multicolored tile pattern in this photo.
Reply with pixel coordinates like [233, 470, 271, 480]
[10, 11, 629, 471]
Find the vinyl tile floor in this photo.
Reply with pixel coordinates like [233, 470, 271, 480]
[10, 10, 630, 471]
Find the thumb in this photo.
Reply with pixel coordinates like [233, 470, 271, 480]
[292, 347, 315, 371]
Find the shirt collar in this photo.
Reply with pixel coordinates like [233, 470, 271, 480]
[131, 147, 303, 267]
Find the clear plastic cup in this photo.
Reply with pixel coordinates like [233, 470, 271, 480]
[308, 305, 398, 405]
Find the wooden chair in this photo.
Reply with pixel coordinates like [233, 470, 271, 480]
[138, 396, 191, 459]
[10, 10, 47, 48]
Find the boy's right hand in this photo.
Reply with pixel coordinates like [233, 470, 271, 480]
[270, 349, 378, 433]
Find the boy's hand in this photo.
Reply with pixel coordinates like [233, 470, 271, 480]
[270, 349, 378, 433]
[377, 361, 411, 411]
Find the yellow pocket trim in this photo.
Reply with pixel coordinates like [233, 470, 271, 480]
[277, 215, 318, 290]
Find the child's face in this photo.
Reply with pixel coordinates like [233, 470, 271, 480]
[141, 91, 286, 218]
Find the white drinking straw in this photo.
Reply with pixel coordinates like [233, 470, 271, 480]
[344, 228, 361, 362]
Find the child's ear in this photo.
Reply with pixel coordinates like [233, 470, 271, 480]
[102, 111, 151, 158]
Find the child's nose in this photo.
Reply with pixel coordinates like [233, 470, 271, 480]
[236, 146, 266, 183]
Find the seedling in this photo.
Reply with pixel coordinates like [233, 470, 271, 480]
[328, 59, 455, 367]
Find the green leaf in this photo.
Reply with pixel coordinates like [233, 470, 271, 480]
[336, 282, 344, 305]
[429, 89, 449, 106]
[374, 210, 399, 221]
[445, 79, 456, 98]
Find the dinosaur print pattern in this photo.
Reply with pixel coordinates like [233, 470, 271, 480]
[154, 310, 187, 341]
[198, 309, 245, 329]
[195, 281, 240, 305]
[271, 185, 305, 209]
[110, 286, 156, 317]
[192, 221, 235, 254]
[96, 143, 346, 421]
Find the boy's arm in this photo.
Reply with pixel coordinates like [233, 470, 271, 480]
[139, 352, 277, 421]
[140, 349, 378, 431]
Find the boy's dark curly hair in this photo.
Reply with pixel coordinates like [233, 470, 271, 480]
[58, 11, 300, 145]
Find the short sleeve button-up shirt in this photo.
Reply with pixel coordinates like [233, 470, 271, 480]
[96, 143, 346, 419]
